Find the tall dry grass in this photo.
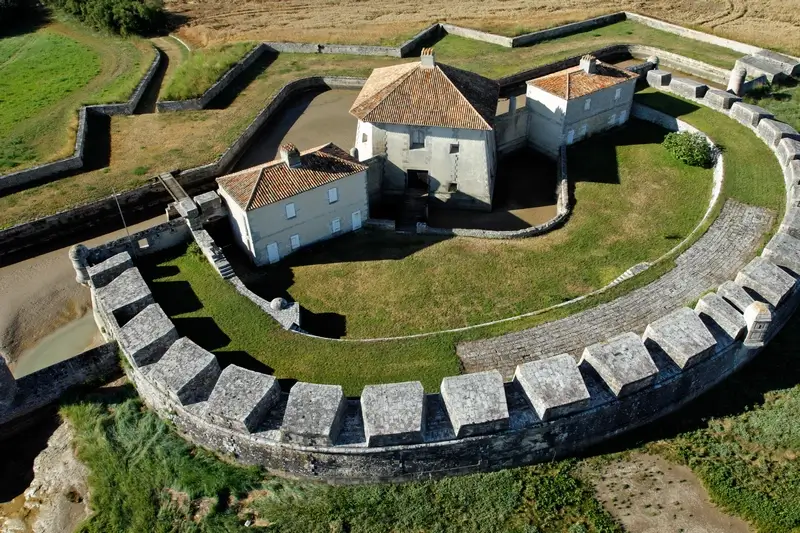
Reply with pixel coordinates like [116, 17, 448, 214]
[165, 0, 800, 54]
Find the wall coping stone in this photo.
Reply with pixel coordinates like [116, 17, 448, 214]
[694, 293, 747, 343]
[440, 370, 509, 438]
[718, 280, 757, 313]
[757, 119, 800, 148]
[777, 138, 800, 167]
[642, 307, 717, 369]
[361, 381, 426, 447]
[730, 102, 774, 127]
[117, 303, 179, 366]
[87, 251, 133, 288]
[96, 267, 154, 324]
[703, 88, 741, 111]
[280, 382, 345, 446]
[143, 337, 221, 405]
[779, 207, 800, 239]
[762, 232, 800, 277]
[513, 354, 590, 421]
[734, 256, 797, 307]
[669, 77, 708, 99]
[204, 365, 281, 433]
[580, 332, 659, 397]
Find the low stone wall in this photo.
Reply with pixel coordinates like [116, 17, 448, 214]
[264, 42, 401, 58]
[0, 342, 120, 428]
[628, 44, 730, 86]
[157, 44, 267, 112]
[0, 47, 161, 194]
[511, 13, 626, 47]
[85, 218, 192, 265]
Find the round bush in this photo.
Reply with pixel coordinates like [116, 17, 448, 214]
[662, 131, 714, 168]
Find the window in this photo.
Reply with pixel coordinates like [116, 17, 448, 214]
[361, 132, 368, 143]
[450, 143, 459, 154]
[584, 98, 591, 111]
[328, 187, 338, 204]
[285, 202, 296, 219]
[579, 124, 587, 138]
[566, 129, 575, 145]
[448, 182, 458, 193]
[290, 234, 300, 250]
[619, 110, 627, 124]
[410, 128, 425, 149]
[614, 88, 622, 100]
[608, 113, 617, 126]
[331, 217, 341, 234]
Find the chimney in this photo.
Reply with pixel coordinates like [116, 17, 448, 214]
[280, 143, 302, 168]
[580, 55, 597, 74]
[421, 47, 435, 69]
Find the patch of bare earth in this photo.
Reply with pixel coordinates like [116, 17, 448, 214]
[585, 453, 751, 533]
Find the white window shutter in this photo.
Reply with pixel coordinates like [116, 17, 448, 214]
[331, 218, 341, 234]
[615, 88, 621, 100]
[285, 203, 296, 219]
[328, 187, 338, 204]
[290, 234, 300, 250]
[584, 98, 591, 111]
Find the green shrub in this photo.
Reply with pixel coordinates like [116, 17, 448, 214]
[662, 131, 714, 168]
[43, 0, 165, 36]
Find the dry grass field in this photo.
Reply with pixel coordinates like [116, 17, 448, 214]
[166, 0, 800, 54]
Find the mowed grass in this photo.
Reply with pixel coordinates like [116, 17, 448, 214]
[63, 389, 621, 533]
[744, 78, 800, 131]
[160, 41, 256, 100]
[0, 20, 155, 172]
[263, 120, 711, 337]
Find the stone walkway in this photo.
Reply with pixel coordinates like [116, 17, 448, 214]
[457, 200, 774, 377]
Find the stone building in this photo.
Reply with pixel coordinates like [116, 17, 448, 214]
[350, 48, 500, 211]
[216, 143, 368, 265]
[526, 55, 638, 158]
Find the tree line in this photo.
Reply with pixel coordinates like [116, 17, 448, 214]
[0, 0, 166, 35]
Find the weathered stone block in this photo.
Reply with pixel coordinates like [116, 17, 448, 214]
[96, 267, 154, 325]
[643, 308, 717, 368]
[718, 280, 756, 313]
[193, 191, 222, 211]
[779, 207, 800, 240]
[755, 49, 800, 77]
[281, 382, 345, 446]
[734, 257, 796, 307]
[736, 56, 786, 83]
[144, 337, 221, 405]
[790, 160, 800, 187]
[361, 381, 425, 446]
[730, 102, 773, 127]
[703, 88, 741, 110]
[0, 356, 16, 409]
[694, 293, 747, 342]
[646, 69, 671, 87]
[580, 332, 658, 397]
[118, 304, 179, 366]
[175, 198, 199, 219]
[205, 365, 280, 433]
[670, 77, 708, 99]
[777, 138, 800, 167]
[87, 251, 133, 288]
[757, 119, 800, 148]
[744, 301, 773, 346]
[763, 232, 800, 276]
[513, 354, 590, 421]
[440, 370, 509, 438]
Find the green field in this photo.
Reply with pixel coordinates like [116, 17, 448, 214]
[161, 42, 256, 101]
[0, 20, 155, 172]
[744, 79, 800, 132]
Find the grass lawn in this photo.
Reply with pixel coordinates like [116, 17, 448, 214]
[0, 19, 155, 173]
[160, 41, 256, 100]
[743, 78, 800, 132]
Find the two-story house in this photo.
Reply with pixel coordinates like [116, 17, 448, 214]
[526, 55, 638, 158]
[216, 143, 368, 265]
[350, 48, 500, 211]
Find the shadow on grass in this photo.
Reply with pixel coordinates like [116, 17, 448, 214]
[0, 6, 50, 38]
[633, 88, 703, 118]
[206, 51, 277, 110]
[585, 309, 800, 457]
[173, 316, 230, 351]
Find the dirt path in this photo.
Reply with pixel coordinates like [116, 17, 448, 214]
[0, 216, 164, 370]
[586, 453, 751, 533]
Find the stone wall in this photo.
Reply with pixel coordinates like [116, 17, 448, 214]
[0, 342, 120, 428]
[157, 44, 267, 112]
[0, 47, 161, 194]
[628, 44, 730, 86]
[511, 13, 626, 47]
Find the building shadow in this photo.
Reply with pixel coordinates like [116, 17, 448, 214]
[633, 89, 703, 118]
[206, 51, 277, 110]
[133, 48, 167, 115]
[582, 309, 800, 458]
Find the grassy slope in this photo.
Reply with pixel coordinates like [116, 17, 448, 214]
[0, 20, 155, 172]
[0, 18, 744, 228]
[160, 41, 255, 100]
[743, 79, 800, 132]
[63, 391, 620, 533]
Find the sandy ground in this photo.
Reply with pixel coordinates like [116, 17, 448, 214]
[587, 453, 752, 533]
[0, 216, 165, 371]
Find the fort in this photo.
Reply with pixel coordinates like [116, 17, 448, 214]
[1, 11, 800, 485]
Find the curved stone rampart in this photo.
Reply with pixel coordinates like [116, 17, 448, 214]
[0, 46, 162, 193]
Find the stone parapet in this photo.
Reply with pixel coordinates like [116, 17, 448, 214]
[87, 251, 133, 288]
[144, 337, 221, 405]
[361, 381, 426, 446]
[757, 119, 800, 148]
[734, 257, 796, 307]
[96, 268, 154, 325]
[204, 365, 281, 433]
[642, 307, 717, 369]
[669, 77, 708, 99]
[703, 88, 741, 111]
[730, 102, 774, 128]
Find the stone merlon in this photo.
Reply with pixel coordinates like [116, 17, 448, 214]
[513, 354, 590, 421]
[717, 280, 756, 313]
[87, 251, 133, 288]
[734, 257, 797, 308]
[643, 307, 717, 369]
[280, 382, 346, 446]
[440, 370, 509, 438]
[694, 293, 747, 343]
[117, 303, 179, 366]
[580, 332, 659, 397]
[144, 337, 221, 405]
[95, 267, 155, 325]
[361, 381, 426, 447]
[762, 232, 800, 277]
[204, 365, 281, 433]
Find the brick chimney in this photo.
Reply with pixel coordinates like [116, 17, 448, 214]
[421, 47, 435, 68]
[580, 55, 597, 74]
[280, 143, 302, 168]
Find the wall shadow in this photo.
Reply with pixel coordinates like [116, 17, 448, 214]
[145, 280, 203, 315]
[172, 316, 230, 351]
[634, 89, 703, 118]
[0, 407, 60, 502]
[583, 309, 800, 458]
[134, 49, 167, 115]
[206, 51, 277, 110]
[214, 350, 273, 374]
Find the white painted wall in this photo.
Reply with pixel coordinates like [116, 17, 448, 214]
[354, 120, 374, 161]
[219, 187, 255, 260]
[526, 85, 567, 158]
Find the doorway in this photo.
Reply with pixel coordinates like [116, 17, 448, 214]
[407, 169, 430, 191]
